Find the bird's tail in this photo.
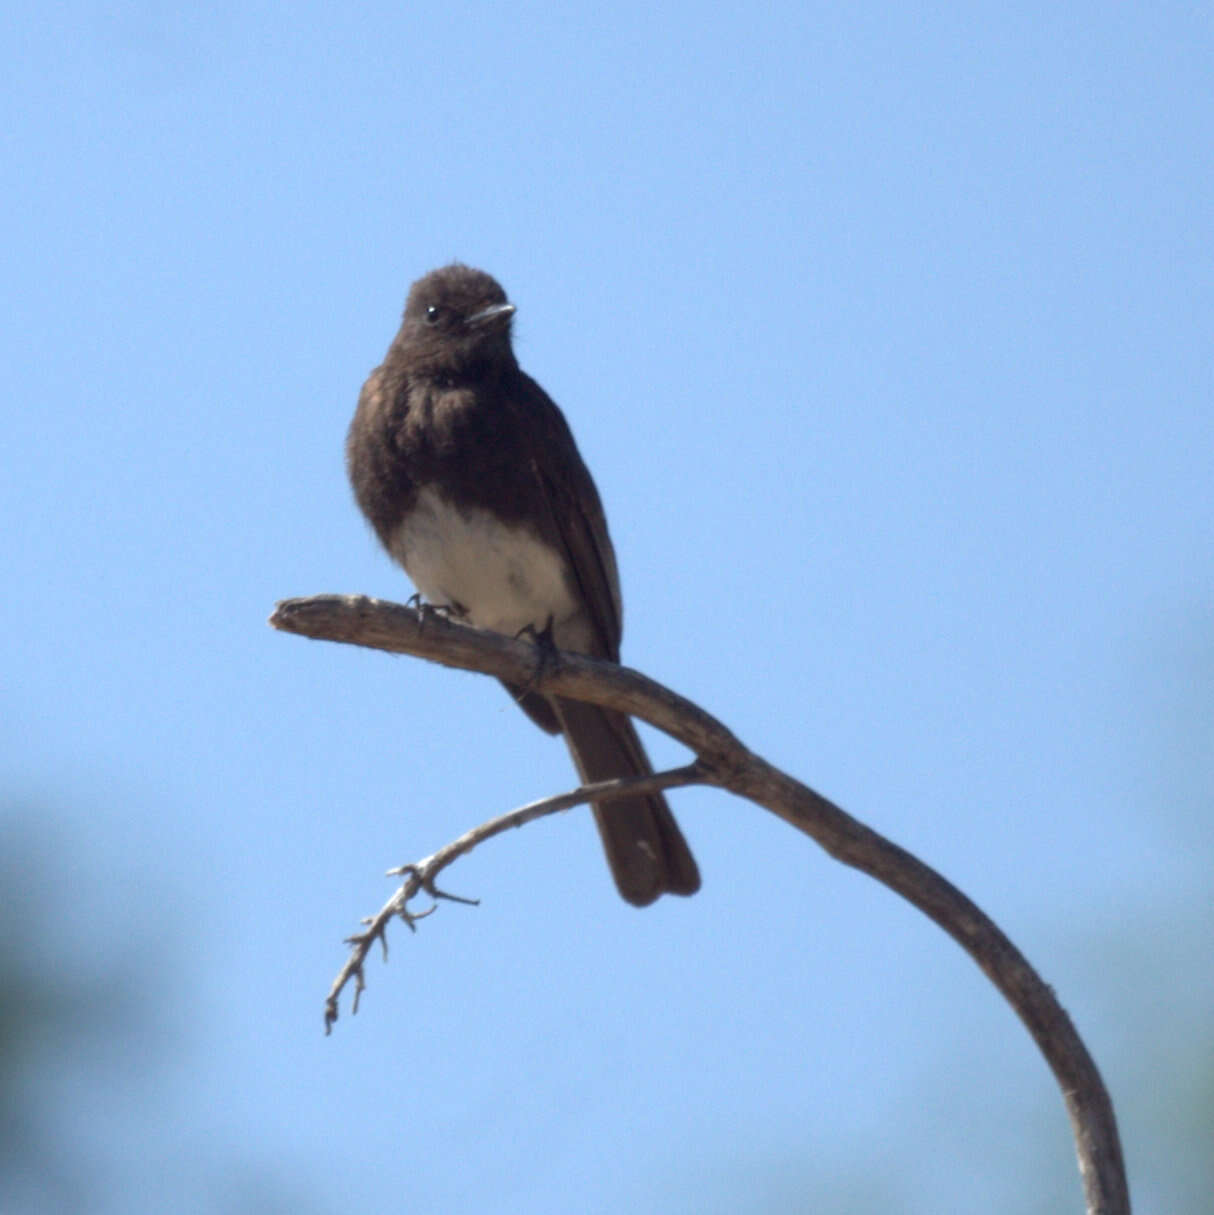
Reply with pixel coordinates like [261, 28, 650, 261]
[554, 697, 700, 906]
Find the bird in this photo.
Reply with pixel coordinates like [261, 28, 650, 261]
[346, 264, 700, 906]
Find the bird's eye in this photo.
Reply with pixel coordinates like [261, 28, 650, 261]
[424, 305, 443, 325]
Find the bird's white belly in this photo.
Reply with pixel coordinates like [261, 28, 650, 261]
[391, 485, 577, 636]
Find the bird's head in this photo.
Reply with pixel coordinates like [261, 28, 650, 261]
[396, 264, 517, 375]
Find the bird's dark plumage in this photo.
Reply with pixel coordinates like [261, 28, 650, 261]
[346, 264, 699, 906]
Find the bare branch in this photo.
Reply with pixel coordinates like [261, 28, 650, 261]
[271, 593, 1129, 1215]
[321, 763, 705, 1033]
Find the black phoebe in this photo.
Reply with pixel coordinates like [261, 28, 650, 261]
[346, 264, 700, 906]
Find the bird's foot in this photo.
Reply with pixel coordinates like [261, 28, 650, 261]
[409, 593, 466, 634]
[514, 614, 558, 698]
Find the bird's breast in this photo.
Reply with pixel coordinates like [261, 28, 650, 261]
[391, 485, 581, 639]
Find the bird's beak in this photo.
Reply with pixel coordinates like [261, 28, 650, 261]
[466, 302, 516, 329]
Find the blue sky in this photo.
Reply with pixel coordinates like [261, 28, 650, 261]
[3, 4, 1211, 1212]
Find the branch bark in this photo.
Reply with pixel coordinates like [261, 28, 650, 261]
[270, 592, 1130, 1215]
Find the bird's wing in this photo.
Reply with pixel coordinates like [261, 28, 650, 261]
[519, 373, 624, 662]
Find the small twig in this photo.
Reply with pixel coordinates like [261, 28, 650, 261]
[322, 763, 705, 1034]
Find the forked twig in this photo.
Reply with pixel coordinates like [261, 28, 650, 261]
[322, 764, 703, 1032]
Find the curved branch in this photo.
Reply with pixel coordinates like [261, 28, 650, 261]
[270, 593, 1129, 1215]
